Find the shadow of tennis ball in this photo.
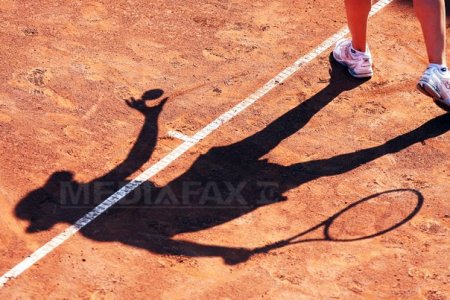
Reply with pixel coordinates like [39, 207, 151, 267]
[325, 189, 423, 242]
[142, 89, 164, 101]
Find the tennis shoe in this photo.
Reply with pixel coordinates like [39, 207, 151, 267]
[417, 64, 450, 110]
[333, 39, 373, 78]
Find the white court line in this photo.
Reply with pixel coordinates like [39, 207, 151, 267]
[167, 130, 195, 143]
[0, 0, 394, 288]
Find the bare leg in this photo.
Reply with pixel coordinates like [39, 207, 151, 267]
[345, 0, 372, 52]
[414, 0, 447, 66]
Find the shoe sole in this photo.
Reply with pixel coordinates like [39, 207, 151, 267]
[348, 68, 373, 79]
[417, 82, 450, 112]
[332, 52, 373, 79]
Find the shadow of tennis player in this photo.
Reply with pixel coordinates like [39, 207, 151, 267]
[15, 55, 450, 265]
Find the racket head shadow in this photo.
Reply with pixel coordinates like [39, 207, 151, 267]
[323, 189, 424, 242]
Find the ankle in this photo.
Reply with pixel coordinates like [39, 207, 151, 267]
[350, 39, 368, 52]
[350, 43, 369, 56]
[428, 55, 446, 67]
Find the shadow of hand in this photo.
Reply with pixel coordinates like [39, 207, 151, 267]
[125, 97, 168, 115]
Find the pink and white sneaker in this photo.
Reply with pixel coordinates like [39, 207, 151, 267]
[333, 39, 373, 78]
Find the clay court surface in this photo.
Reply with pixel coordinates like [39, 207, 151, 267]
[0, 0, 449, 298]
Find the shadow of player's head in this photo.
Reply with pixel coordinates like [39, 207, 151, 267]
[15, 171, 77, 233]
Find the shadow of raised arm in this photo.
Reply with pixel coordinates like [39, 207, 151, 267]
[99, 92, 168, 182]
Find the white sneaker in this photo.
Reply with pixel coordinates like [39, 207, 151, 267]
[333, 39, 373, 78]
[417, 64, 450, 110]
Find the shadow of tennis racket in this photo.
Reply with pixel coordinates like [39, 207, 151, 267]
[252, 189, 423, 254]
